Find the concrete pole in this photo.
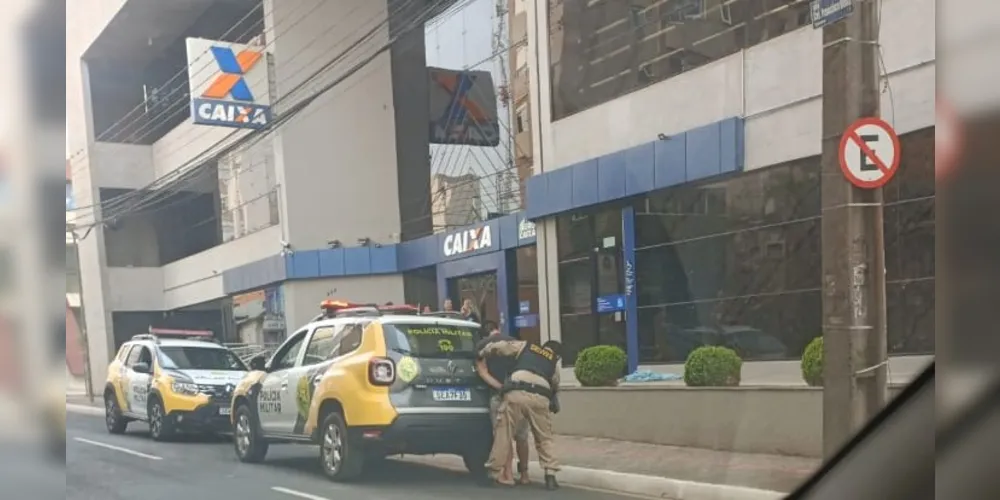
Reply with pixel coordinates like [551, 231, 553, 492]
[820, 0, 889, 458]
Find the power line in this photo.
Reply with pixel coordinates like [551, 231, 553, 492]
[76, 0, 462, 230]
[71, 0, 429, 220]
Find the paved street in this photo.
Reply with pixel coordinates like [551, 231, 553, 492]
[65, 411, 637, 500]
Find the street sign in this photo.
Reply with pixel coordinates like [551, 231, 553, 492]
[838, 117, 901, 189]
[811, 0, 854, 29]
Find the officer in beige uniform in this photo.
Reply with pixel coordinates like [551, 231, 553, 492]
[474, 323, 531, 484]
[478, 338, 562, 490]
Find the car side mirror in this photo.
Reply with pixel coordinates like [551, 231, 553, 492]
[250, 355, 267, 372]
[132, 362, 151, 374]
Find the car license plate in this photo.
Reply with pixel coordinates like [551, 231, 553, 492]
[219, 407, 231, 416]
[431, 387, 471, 402]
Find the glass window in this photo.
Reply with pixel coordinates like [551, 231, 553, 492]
[303, 326, 340, 365]
[382, 323, 480, 358]
[634, 158, 822, 363]
[515, 246, 541, 345]
[337, 324, 365, 355]
[157, 347, 247, 371]
[271, 330, 307, 371]
[548, 0, 812, 120]
[559, 313, 598, 366]
[559, 260, 592, 315]
[883, 128, 935, 354]
[124, 345, 142, 366]
[556, 213, 594, 261]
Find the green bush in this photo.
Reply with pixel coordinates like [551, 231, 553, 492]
[801, 337, 824, 387]
[683, 346, 742, 387]
[574, 345, 627, 387]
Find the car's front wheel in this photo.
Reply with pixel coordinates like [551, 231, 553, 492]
[233, 403, 268, 463]
[148, 398, 174, 442]
[319, 411, 363, 481]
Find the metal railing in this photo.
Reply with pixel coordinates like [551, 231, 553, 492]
[225, 343, 281, 364]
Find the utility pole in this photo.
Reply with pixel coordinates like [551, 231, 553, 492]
[820, 0, 889, 458]
[68, 227, 95, 403]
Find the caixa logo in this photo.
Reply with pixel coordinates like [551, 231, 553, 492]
[443, 225, 493, 258]
[191, 100, 271, 128]
[190, 45, 272, 129]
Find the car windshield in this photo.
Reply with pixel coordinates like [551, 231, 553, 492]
[382, 323, 479, 359]
[157, 346, 247, 371]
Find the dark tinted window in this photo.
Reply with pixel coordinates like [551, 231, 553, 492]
[548, 0, 812, 120]
[383, 324, 479, 358]
[158, 347, 246, 371]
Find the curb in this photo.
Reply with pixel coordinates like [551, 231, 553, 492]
[401, 456, 785, 500]
[66, 403, 104, 416]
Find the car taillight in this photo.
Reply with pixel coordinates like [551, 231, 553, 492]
[368, 357, 395, 386]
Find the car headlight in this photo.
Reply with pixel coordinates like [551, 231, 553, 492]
[172, 382, 200, 396]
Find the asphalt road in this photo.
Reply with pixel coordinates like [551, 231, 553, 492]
[65, 411, 636, 500]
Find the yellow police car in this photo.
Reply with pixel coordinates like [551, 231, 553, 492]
[231, 300, 492, 481]
[103, 329, 248, 440]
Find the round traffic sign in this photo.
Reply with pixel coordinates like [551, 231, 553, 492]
[838, 117, 901, 189]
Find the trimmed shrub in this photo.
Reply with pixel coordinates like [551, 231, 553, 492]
[574, 345, 627, 387]
[801, 337, 824, 387]
[683, 346, 742, 387]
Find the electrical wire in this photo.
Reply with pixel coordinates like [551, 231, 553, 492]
[76, 0, 462, 229]
[71, 0, 428, 220]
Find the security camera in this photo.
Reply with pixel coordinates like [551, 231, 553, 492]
[280, 239, 291, 249]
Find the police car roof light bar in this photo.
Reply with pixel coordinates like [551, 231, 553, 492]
[421, 311, 466, 319]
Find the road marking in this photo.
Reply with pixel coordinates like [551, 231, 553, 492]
[271, 486, 329, 500]
[66, 404, 105, 416]
[72, 437, 163, 461]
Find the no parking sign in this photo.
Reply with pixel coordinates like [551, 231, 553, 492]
[838, 117, 901, 189]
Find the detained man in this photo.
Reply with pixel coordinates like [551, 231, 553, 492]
[474, 322, 531, 485]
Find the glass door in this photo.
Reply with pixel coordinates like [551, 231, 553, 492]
[592, 210, 626, 352]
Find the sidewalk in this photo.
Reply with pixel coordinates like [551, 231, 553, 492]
[404, 434, 816, 497]
[66, 395, 815, 498]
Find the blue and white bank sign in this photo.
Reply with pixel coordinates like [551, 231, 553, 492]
[186, 38, 272, 129]
[810, 0, 854, 29]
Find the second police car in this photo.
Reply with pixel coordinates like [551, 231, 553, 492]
[103, 329, 249, 440]
[230, 300, 493, 481]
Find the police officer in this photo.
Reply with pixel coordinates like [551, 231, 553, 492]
[478, 338, 562, 490]
[474, 323, 531, 485]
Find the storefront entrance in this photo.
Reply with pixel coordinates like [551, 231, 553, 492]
[447, 271, 499, 330]
[557, 208, 628, 364]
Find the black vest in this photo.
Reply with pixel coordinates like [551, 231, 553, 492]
[513, 343, 558, 383]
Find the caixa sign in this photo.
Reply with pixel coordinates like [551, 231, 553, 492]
[191, 99, 271, 129]
[443, 225, 493, 258]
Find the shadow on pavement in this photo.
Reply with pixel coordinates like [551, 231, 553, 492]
[263, 455, 483, 488]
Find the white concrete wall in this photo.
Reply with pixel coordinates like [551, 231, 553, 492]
[88, 142, 156, 189]
[151, 120, 250, 180]
[161, 225, 283, 310]
[265, 0, 404, 250]
[282, 276, 406, 333]
[535, 0, 935, 172]
[105, 268, 165, 311]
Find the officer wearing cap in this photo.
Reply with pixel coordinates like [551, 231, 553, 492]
[478, 338, 562, 490]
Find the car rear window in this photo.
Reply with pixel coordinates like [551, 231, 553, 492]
[382, 323, 480, 358]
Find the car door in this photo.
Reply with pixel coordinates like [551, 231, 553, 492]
[286, 323, 346, 436]
[118, 345, 140, 414]
[258, 330, 308, 434]
[126, 345, 153, 419]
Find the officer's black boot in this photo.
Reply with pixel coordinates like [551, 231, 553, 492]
[545, 474, 559, 490]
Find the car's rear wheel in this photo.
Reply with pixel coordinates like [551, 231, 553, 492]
[319, 412, 363, 481]
[148, 398, 174, 441]
[104, 394, 128, 434]
[462, 443, 491, 479]
[233, 403, 268, 463]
